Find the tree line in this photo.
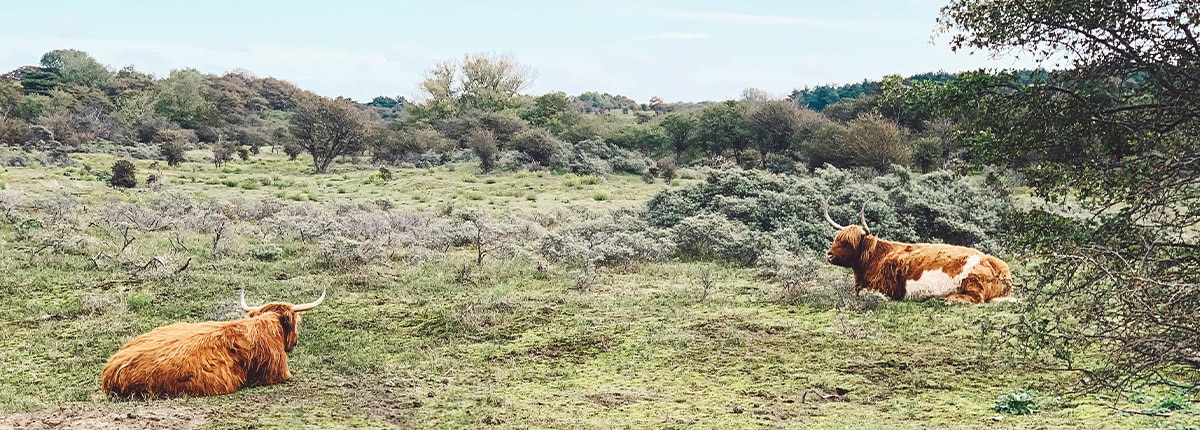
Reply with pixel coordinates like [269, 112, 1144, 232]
[1, 50, 985, 177]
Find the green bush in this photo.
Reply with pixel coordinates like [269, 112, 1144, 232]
[993, 390, 1037, 415]
[646, 165, 1014, 255]
[671, 213, 772, 266]
[108, 159, 137, 188]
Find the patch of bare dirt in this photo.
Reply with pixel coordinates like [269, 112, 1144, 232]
[585, 391, 656, 408]
[0, 404, 209, 430]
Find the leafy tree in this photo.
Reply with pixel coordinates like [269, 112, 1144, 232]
[467, 128, 500, 173]
[154, 69, 219, 128]
[747, 100, 805, 156]
[289, 95, 371, 173]
[658, 114, 696, 159]
[252, 77, 303, 111]
[212, 141, 236, 168]
[283, 142, 304, 161]
[694, 101, 751, 157]
[367, 96, 402, 108]
[511, 128, 564, 168]
[523, 91, 572, 128]
[416, 53, 534, 121]
[157, 130, 187, 166]
[40, 49, 112, 89]
[939, 0, 1200, 390]
[19, 68, 60, 95]
[109, 159, 137, 188]
[208, 70, 268, 125]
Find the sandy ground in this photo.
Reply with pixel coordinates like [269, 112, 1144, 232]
[0, 405, 208, 430]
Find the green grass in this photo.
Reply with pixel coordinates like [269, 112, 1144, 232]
[0, 151, 1195, 428]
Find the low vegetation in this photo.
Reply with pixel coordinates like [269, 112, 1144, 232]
[0, 150, 1195, 428]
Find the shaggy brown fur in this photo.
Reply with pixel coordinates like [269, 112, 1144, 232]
[100, 293, 322, 398]
[827, 225, 1013, 304]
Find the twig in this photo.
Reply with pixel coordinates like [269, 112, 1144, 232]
[1103, 405, 1171, 417]
[173, 257, 192, 275]
[89, 252, 106, 270]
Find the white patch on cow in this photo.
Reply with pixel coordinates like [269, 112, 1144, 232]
[904, 255, 982, 300]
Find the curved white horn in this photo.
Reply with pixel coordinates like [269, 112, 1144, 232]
[240, 290, 260, 313]
[822, 198, 845, 230]
[292, 289, 326, 312]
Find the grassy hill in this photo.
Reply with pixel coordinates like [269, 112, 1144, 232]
[0, 150, 1194, 429]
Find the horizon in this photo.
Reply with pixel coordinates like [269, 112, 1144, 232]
[0, 1, 1041, 104]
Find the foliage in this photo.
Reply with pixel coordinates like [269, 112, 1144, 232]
[803, 114, 911, 172]
[468, 128, 500, 174]
[415, 53, 533, 122]
[510, 128, 564, 169]
[646, 166, 1013, 255]
[993, 390, 1038, 415]
[153, 69, 219, 129]
[289, 96, 370, 173]
[939, 0, 1200, 391]
[108, 159, 137, 188]
[159, 134, 187, 167]
[40, 49, 113, 89]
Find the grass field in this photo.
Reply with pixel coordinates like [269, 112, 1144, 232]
[0, 150, 1195, 429]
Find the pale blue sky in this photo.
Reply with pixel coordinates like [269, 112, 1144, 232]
[0, 1, 1035, 103]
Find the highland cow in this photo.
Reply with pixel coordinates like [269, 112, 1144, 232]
[100, 290, 325, 398]
[822, 202, 1013, 304]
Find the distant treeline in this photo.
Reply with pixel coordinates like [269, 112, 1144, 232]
[0, 49, 1046, 177]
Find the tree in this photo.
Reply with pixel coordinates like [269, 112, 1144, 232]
[157, 130, 187, 166]
[19, 68, 60, 95]
[511, 128, 564, 168]
[747, 100, 804, 156]
[212, 141, 235, 168]
[415, 53, 534, 122]
[40, 49, 113, 89]
[658, 114, 696, 160]
[154, 69, 219, 128]
[109, 159, 137, 188]
[694, 101, 751, 157]
[289, 95, 371, 173]
[468, 128, 500, 173]
[939, 0, 1200, 391]
[523, 91, 572, 128]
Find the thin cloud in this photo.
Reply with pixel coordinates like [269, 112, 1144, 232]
[636, 32, 708, 41]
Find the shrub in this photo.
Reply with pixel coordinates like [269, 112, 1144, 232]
[250, 244, 285, 261]
[671, 213, 771, 266]
[283, 143, 304, 161]
[537, 209, 671, 269]
[646, 165, 1014, 256]
[657, 156, 677, 183]
[993, 390, 1037, 415]
[108, 159, 137, 188]
[318, 236, 380, 270]
[160, 137, 187, 167]
[511, 128, 565, 169]
[468, 128, 500, 173]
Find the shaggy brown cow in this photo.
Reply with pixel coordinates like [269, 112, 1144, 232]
[822, 202, 1013, 304]
[100, 289, 326, 398]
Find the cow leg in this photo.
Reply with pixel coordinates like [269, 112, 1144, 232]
[947, 277, 987, 304]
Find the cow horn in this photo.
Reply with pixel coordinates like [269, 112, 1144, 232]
[292, 289, 326, 312]
[822, 198, 845, 230]
[240, 290, 261, 313]
[859, 204, 871, 236]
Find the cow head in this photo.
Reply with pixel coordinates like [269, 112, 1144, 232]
[822, 199, 872, 269]
[241, 289, 326, 352]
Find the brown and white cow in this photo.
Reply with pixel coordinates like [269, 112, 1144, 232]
[822, 202, 1013, 304]
[100, 289, 325, 398]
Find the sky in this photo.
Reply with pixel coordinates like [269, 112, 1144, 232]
[0, 0, 1039, 104]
